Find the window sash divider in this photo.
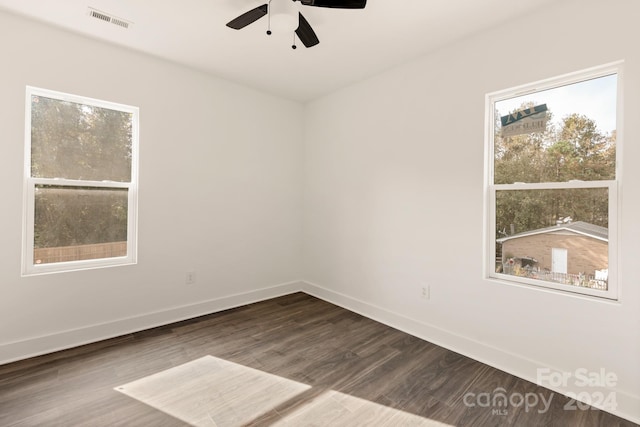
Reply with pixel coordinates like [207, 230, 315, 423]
[29, 178, 131, 189]
[491, 180, 615, 191]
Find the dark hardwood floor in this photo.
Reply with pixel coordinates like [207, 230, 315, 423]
[0, 292, 636, 426]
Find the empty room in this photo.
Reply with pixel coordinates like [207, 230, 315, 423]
[0, 0, 638, 425]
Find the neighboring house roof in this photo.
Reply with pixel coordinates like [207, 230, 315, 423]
[496, 221, 608, 243]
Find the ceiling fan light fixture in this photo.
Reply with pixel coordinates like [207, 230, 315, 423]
[269, 0, 301, 33]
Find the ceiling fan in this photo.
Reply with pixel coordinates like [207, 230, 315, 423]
[226, 0, 367, 49]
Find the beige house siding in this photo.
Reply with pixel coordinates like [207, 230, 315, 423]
[501, 231, 607, 275]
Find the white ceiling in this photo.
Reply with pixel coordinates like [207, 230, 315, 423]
[0, 0, 561, 102]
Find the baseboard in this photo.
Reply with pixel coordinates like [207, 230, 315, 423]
[0, 280, 303, 366]
[300, 280, 640, 425]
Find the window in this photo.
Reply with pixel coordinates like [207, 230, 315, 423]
[484, 63, 620, 299]
[23, 87, 139, 275]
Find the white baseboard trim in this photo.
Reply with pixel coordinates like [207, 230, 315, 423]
[0, 280, 303, 366]
[300, 280, 640, 425]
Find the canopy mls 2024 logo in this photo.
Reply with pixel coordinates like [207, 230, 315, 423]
[501, 104, 548, 137]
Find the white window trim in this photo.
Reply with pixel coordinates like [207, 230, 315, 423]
[483, 62, 622, 300]
[22, 86, 139, 276]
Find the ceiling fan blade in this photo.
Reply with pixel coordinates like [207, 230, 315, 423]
[295, 13, 320, 48]
[300, 0, 366, 8]
[226, 4, 268, 30]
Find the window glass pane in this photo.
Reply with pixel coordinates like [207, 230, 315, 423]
[495, 188, 608, 290]
[34, 185, 128, 264]
[31, 95, 133, 182]
[494, 74, 617, 184]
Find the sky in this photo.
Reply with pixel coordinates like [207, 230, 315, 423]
[495, 73, 617, 135]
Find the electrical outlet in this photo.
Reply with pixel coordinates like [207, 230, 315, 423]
[421, 285, 430, 300]
[186, 271, 196, 285]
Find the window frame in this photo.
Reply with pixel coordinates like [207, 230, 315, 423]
[483, 62, 622, 300]
[22, 86, 139, 276]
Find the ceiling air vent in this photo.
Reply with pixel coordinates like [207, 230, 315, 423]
[88, 7, 132, 29]
[110, 18, 130, 29]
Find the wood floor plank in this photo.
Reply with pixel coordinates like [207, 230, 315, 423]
[0, 292, 635, 427]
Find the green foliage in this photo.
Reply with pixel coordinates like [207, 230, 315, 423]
[495, 110, 614, 237]
[31, 95, 132, 182]
[34, 186, 128, 248]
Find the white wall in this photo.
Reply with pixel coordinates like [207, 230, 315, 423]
[302, 0, 639, 422]
[1, 0, 639, 422]
[0, 10, 304, 361]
